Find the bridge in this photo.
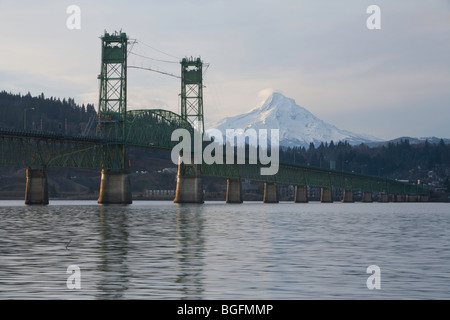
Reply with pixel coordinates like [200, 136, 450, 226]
[0, 31, 429, 205]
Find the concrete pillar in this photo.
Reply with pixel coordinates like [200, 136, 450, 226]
[320, 187, 333, 203]
[419, 195, 429, 202]
[174, 153, 204, 204]
[264, 183, 279, 203]
[361, 191, 373, 203]
[341, 190, 354, 203]
[98, 169, 132, 204]
[226, 179, 243, 203]
[25, 168, 49, 205]
[294, 185, 308, 203]
[407, 195, 419, 202]
[394, 194, 406, 202]
[378, 194, 389, 202]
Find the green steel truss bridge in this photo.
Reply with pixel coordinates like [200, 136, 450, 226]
[0, 108, 190, 170]
[0, 31, 428, 201]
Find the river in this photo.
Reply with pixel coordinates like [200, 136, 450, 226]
[0, 200, 449, 299]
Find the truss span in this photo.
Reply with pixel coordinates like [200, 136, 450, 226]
[126, 109, 192, 149]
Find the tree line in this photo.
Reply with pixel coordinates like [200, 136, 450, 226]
[279, 139, 450, 185]
[0, 90, 96, 135]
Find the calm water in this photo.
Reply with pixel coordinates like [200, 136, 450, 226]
[0, 200, 449, 300]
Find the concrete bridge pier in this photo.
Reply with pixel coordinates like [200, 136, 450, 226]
[341, 190, 354, 203]
[264, 183, 279, 203]
[392, 194, 406, 202]
[294, 185, 308, 203]
[419, 195, 429, 202]
[174, 153, 204, 204]
[362, 192, 373, 203]
[25, 168, 49, 205]
[98, 169, 132, 204]
[407, 195, 419, 202]
[320, 187, 333, 203]
[226, 179, 243, 203]
[378, 194, 389, 202]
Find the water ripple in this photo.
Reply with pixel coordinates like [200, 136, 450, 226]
[0, 201, 449, 299]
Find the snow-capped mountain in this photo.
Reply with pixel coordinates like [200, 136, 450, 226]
[209, 92, 382, 148]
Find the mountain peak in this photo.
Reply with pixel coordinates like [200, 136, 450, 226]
[256, 92, 316, 124]
[260, 91, 294, 110]
[266, 91, 286, 101]
[210, 91, 382, 148]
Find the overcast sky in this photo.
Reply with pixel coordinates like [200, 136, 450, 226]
[0, 0, 449, 140]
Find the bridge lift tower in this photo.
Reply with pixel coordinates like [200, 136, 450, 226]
[180, 57, 204, 135]
[174, 57, 206, 204]
[96, 31, 131, 204]
[97, 31, 128, 143]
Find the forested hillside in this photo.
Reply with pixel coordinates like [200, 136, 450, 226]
[279, 140, 450, 182]
[0, 90, 96, 135]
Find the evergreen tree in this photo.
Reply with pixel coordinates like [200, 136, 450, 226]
[0, 90, 96, 135]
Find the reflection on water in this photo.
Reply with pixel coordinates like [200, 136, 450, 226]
[0, 200, 449, 299]
[175, 205, 206, 299]
[97, 206, 130, 299]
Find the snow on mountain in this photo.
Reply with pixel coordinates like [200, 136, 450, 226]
[208, 92, 382, 148]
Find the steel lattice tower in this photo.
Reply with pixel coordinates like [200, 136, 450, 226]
[97, 31, 128, 141]
[96, 31, 128, 170]
[180, 57, 204, 134]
